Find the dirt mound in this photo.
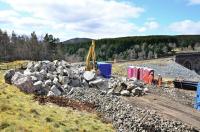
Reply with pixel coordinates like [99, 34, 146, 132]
[34, 96, 96, 113]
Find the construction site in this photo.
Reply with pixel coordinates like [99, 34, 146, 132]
[1, 40, 199, 132]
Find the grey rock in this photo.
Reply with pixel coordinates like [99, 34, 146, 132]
[44, 79, 52, 87]
[23, 69, 32, 76]
[4, 69, 15, 84]
[53, 60, 59, 65]
[120, 90, 130, 96]
[70, 78, 81, 87]
[59, 76, 70, 85]
[53, 77, 59, 84]
[47, 91, 55, 96]
[26, 61, 34, 69]
[83, 71, 96, 81]
[47, 73, 54, 80]
[35, 72, 44, 81]
[51, 85, 61, 96]
[33, 81, 43, 88]
[57, 66, 64, 75]
[39, 69, 47, 75]
[30, 76, 38, 82]
[107, 88, 114, 95]
[11, 72, 36, 94]
[34, 62, 41, 71]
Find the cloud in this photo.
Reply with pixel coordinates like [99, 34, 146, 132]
[138, 21, 159, 32]
[188, 0, 200, 5]
[169, 20, 200, 34]
[145, 21, 159, 30]
[0, 0, 145, 39]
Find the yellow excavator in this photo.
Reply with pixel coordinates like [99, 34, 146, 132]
[85, 40, 97, 71]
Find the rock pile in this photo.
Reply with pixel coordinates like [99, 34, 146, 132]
[4, 60, 147, 97]
[107, 76, 147, 96]
[5, 60, 84, 96]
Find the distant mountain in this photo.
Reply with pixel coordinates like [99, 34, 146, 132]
[62, 38, 92, 44]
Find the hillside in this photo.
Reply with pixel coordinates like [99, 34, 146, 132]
[62, 38, 92, 44]
[62, 35, 200, 62]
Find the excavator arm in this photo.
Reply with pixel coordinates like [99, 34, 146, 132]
[85, 40, 96, 71]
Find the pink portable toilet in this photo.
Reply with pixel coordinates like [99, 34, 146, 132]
[132, 66, 136, 79]
[127, 66, 134, 79]
[139, 67, 144, 80]
[136, 67, 140, 80]
[133, 66, 140, 80]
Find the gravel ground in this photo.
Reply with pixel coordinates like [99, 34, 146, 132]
[148, 85, 195, 107]
[65, 87, 199, 132]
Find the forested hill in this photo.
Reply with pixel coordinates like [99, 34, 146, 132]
[62, 35, 200, 61]
[0, 28, 200, 62]
[62, 38, 91, 45]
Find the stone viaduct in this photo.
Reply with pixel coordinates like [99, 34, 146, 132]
[175, 52, 200, 74]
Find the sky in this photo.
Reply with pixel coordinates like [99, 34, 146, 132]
[0, 0, 200, 41]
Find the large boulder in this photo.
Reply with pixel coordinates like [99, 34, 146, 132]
[23, 69, 32, 76]
[47, 91, 55, 96]
[51, 85, 61, 96]
[47, 73, 54, 80]
[120, 90, 130, 96]
[4, 69, 15, 84]
[33, 81, 43, 88]
[39, 69, 47, 75]
[58, 76, 70, 85]
[57, 66, 64, 75]
[11, 72, 36, 94]
[44, 79, 53, 87]
[70, 78, 81, 87]
[30, 76, 38, 82]
[33, 62, 42, 71]
[26, 62, 34, 72]
[83, 71, 96, 81]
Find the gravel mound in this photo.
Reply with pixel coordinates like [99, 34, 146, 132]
[126, 59, 200, 81]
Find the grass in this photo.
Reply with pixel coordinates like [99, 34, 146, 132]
[0, 61, 114, 132]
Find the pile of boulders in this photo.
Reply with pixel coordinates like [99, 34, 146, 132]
[4, 60, 83, 96]
[107, 76, 148, 96]
[4, 60, 147, 97]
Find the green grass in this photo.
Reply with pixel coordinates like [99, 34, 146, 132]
[0, 61, 114, 132]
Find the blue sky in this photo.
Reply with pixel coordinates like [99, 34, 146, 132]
[0, 0, 200, 40]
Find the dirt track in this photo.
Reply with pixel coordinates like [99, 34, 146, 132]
[124, 94, 200, 129]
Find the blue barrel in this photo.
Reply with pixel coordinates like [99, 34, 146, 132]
[194, 83, 200, 110]
[97, 62, 112, 78]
